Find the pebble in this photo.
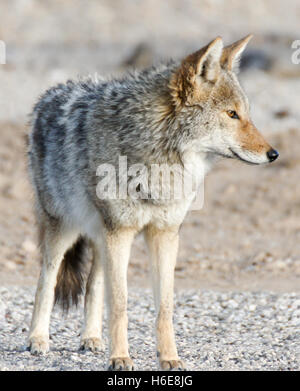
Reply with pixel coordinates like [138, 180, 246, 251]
[21, 239, 36, 253]
[4, 261, 17, 270]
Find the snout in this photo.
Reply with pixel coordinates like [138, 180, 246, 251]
[266, 148, 279, 162]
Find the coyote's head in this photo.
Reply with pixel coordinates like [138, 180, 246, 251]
[170, 35, 278, 164]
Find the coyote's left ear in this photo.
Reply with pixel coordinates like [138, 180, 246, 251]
[183, 36, 223, 83]
[221, 34, 253, 73]
[170, 37, 223, 107]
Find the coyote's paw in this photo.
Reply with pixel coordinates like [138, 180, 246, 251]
[80, 337, 103, 352]
[108, 357, 134, 371]
[28, 336, 49, 355]
[160, 359, 186, 371]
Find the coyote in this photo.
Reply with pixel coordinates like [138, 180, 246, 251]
[27, 35, 278, 370]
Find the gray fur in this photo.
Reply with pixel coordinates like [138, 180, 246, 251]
[28, 62, 188, 229]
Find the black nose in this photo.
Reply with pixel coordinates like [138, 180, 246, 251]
[267, 149, 279, 162]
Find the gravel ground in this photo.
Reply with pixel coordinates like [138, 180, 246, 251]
[0, 287, 299, 371]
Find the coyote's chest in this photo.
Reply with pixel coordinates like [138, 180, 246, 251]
[97, 154, 206, 230]
[113, 197, 195, 230]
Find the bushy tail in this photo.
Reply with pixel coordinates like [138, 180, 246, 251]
[54, 236, 88, 312]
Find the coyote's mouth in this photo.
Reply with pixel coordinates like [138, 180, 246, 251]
[229, 148, 260, 165]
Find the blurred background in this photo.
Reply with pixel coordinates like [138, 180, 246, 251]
[0, 0, 300, 291]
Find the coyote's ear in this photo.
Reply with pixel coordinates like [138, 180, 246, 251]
[221, 34, 253, 73]
[170, 37, 223, 107]
[183, 37, 223, 83]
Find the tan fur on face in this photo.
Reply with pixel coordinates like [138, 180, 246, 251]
[211, 73, 271, 155]
[237, 120, 271, 154]
[170, 40, 273, 163]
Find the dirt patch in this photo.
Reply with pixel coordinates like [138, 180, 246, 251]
[0, 122, 299, 291]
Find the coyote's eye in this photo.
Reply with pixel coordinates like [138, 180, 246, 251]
[227, 110, 239, 119]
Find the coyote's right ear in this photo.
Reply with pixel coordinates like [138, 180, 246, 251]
[190, 37, 223, 82]
[221, 34, 253, 73]
[170, 37, 223, 107]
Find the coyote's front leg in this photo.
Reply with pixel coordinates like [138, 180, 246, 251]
[102, 227, 136, 371]
[144, 225, 186, 370]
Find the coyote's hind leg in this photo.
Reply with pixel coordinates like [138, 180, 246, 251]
[28, 219, 78, 355]
[80, 240, 104, 352]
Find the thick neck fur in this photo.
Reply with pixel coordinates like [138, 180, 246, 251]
[92, 61, 215, 173]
